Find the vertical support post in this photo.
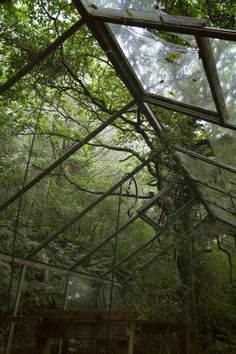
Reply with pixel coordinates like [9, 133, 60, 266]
[5, 264, 27, 354]
[117, 321, 135, 354]
[188, 233, 198, 354]
[128, 321, 136, 354]
[58, 275, 69, 354]
[35, 338, 52, 354]
[179, 325, 189, 354]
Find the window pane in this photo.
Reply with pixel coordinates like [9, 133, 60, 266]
[203, 122, 236, 166]
[110, 24, 216, 110]
[211, 39, 236, 123]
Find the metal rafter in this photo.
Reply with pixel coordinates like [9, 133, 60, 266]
[0, 252, 120, 286]
[73, 1, 236, 130]
[175, 147, 236, 227]
[101, 233, 162, 278]
[196, 36, 229, 124]
[97, 197, 196, 278]
[143, 95, 230, 128]
[0, 19, 85, 95]
[26, 154, 157, 259]
[70, 187, 172, 271]
[72, 4, 163, 133]
[202, 201, 236, 228]
[0, 100, 135, 213]
[124, 244, 173, 283]
[175, 146, 236, 175]
[72, 0, 236, 41]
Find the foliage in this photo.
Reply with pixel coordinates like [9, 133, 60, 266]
[0, 1, 235, 353]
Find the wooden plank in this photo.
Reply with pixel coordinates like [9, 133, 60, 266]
[0, 311, 136, 326]
[35, 322, 129, 341]
[179, 326, 189, 354]
[36, 309, 136, 321]
[137, 320, 186, 333]
[34, 338, 52, 354]
[5, 265, 27, 354]
[128, 321, 136, 354]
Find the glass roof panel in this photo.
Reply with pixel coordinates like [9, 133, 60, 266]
[176, 151, 221, 185]
[176, 151, 236, 193]
[176, 151, 236, 225]
[82, 0, 156, 11]
[201, 122, 236, 194]
[203, 122, 236, 167]
[207, 203, 236, 227]
[210, 39, 236, 123]
[109, 24, 216, 111]
[197, 183, 236, 215]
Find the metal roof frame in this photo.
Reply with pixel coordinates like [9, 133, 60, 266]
[1, 4, 236, 351]
[73, 0, 236, 129]
[0, 0, 234, 277]
[0, 0, 234, 280]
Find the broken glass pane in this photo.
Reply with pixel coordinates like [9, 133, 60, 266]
[109, 25, 216, 110]
[210, 39, 236, 123]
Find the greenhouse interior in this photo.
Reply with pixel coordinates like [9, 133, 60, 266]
[0, 0, 235, 353]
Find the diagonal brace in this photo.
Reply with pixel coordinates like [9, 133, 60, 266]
[26, 154, 156, 259]
[0, 100, 135, 213]
[70, 187, 171, 271]
[0, 19, 84, 95]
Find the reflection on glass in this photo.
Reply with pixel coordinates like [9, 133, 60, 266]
[82, 0, 156, 11]
[109, 24, 215, 110]
[203, 122, 236, 167]
[210, 39, 236, 123]
[201, 121, 236, 196]
[176, 151, 236, 226]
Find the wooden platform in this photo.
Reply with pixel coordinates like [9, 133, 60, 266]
[1, 310, 189, 353]
[34, 310, 136, 354]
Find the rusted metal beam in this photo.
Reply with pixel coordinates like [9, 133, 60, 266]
[124, 244, 173, 283]
[70, 188, 171, 271]
[143, 94, 223, 127]
[196, 36, 229, 124]
[0, 20, 84, 95]
[26, 154, 156, 259]
[101, 233, 161, 277]
[0, 100, 135, 213]
[73, 0, 235, 40]
[175, 146, 236, 175]
[0, 251, 121, 286]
